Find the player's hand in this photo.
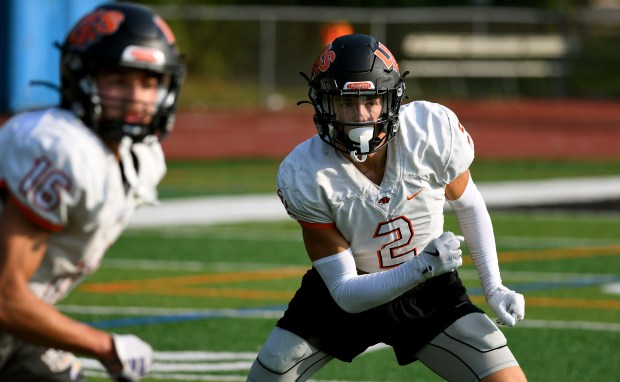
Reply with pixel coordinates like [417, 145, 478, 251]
[415, 232, 463, 279]
[106, 334, 153, 382]
[486, 285, 525, 327]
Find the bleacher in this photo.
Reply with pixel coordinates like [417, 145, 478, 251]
[399, 33, 575, 97]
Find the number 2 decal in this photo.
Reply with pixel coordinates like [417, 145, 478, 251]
[373, 216, 417, 268]
[18, 156, 72, 211]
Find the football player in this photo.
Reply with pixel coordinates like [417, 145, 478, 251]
[247, 34, 526, 382]
[0, 2, 184, 381]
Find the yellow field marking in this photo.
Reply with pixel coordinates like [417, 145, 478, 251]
[79, 245, 620, 308]
[134, 286, 295, 300]
[80, 267, 306, 294]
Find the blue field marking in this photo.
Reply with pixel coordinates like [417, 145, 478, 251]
[87, 305, 287, 329]
[466, 274, 620, 295]
[87, 274, 619, 329]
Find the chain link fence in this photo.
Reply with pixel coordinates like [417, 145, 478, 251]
[151, 5, 620, 110]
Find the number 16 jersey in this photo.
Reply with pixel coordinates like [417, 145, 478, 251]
[0, 108, 166, 304]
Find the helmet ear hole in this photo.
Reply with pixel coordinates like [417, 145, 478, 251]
[64, 53, 82, 72]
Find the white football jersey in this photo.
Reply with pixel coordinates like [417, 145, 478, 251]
[0, 108, 166, 304]
[277, 101, 474, 273]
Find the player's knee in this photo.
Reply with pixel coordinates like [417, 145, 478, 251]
[256, 327, 316, 373]
[446, 312, 507, 351]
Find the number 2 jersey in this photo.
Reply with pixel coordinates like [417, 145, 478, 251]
[0, 107, 166, 304]
[277, 101, 474, 273]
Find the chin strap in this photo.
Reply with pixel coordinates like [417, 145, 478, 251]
[118, 136, 139, 190]
[349, 150, 367, 162]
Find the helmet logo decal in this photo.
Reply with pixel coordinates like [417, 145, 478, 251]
[374, 42, 399, 72]
[154, 15, 176, 45]
[343, 81, 375, 90]
[67, 10, 125, 50]
[311, 43, 336, 78]
[122, 46, 166, 65]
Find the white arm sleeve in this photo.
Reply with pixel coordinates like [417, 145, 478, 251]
[448, 176, 502, 295]
[313, 248, 426, 313]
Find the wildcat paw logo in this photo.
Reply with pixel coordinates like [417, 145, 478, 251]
[67, 9, 125, 50]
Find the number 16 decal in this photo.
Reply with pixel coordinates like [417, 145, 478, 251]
[19, 156, 72, 211]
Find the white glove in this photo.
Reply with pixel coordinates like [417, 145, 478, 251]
[108, 334, 153, 382]
[414, 232, 463, 279]
[486, 285, 525, 327]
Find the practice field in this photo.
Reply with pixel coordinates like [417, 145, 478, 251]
[62, 210, 620, 382]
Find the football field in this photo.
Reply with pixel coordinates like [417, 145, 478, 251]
[61, 206, 620, 381]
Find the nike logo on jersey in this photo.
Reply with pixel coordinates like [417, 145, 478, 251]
[407, 188, 424, 200]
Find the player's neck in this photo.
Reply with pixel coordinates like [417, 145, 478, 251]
[103, 139, 121, 160]
[351, 147, 387, 185]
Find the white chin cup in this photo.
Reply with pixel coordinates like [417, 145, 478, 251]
[348, 127, 374, 162]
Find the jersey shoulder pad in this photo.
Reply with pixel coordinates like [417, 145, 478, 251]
[0, 108, 110, 230]
[400, 101, 474, 185]
[277, 136, 334, 225]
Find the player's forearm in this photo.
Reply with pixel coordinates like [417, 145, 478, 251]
[0, 205, 113, 359]
[313, 248, 427, 313]
[0, 281, 113, 359]
[448, 177, 502, 295]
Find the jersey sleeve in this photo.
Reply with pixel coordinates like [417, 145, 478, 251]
[436, 104, 475, 185]
[276, 143, 334, 227]
[0, 116, 81, 231]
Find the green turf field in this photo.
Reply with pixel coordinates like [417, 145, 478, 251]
[62, 208, 620, 381]
[157, 158, 620, 198]
[57, 158, 620, 381]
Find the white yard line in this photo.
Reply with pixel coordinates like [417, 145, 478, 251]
[59, 305, 284, 318]
[79, 348, 390, 382]
[71, 178, 620, 381]
[129, 177, 620, 228]
[78, 318, 618, 381]
[517, 319, 620, 332]
[603, 282, 620, 295]
[62, 304, 620, 332]
[101, 258, 295, 271]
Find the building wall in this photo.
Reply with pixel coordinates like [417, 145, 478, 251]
[0, 0, 109, 113]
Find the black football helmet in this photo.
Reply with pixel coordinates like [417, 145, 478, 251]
[302, 34, 407, 162]
[59, 2, 185, 142]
